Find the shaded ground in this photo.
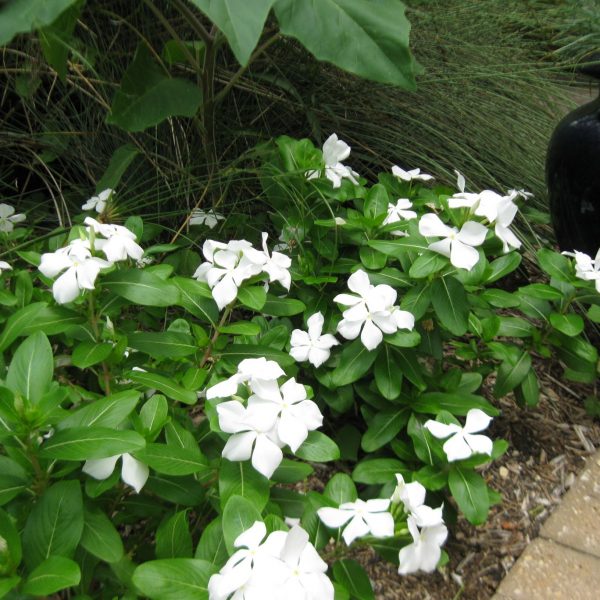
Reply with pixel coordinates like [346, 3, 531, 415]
[362, 356, 599, 600]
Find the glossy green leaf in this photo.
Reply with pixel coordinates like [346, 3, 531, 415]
[81, 505, 124, 563]
[549, 312, 584, 337]
[494, 351, 532, 398]
[195, 517, 227, 568]
[537, 248, 573, 281]
[295, 431, 340, 462]
[222, 495, 262, 554]
[408, 251, 447, 278]
[220, 344, 294, 366]
[261, 296, 306, 316]
[352, 458, 407, 484]
[219, 321, 262, 335]
[102, 268, 181, 307]
[485, 252, 521, 283]
[0, 302, 46, 351]
[0, 507, 21, 568]
[156, 511, 193, 559]
[448, 466, 490, 525]
[219, 460, 269, 510]
[128, 332, 197, 359]
[96, 143, 139, 192]
[271, 459, 314, 484]
[331, 339, 378, 386]
[324, 473, 357, 505]
[514, 369, 540, 407]
[411, 392, 499, 416]
[58, 390, 140, 429]
[332, 559, 374, 600]
[134, 443, 209, 476]
[129, 370, 197, 405]
[22, 556, 81, 595]
[361, 408, 410, 452]
[431, 276, 469, 336]
[71, 341, 113, 369]
[173, 277, 218, 325]
[237, 286, 267, 311]
[374, 345, 403, 399]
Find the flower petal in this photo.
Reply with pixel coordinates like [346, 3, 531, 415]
[464, 408, 492, 433]
[341, 515, 370, 545]
[450, 239, 480, 271]
[212, 275, 239, 310]
[307, 312, 324, 340]
[419, 213, 454, 238]
[442, 433, 473, 462]
[235, 521, 266, 549]
[120, 453, 149, 493]
[360, 319, 383, 350]
[424, 420, 461, 439]
[223, 431, 256, 461]
[457, 221, 488, 246]
[363, 510, 394, 538]
[316, 507, 353, 529]
[83, 455, 120, 480]
[251, 433, 283, 478]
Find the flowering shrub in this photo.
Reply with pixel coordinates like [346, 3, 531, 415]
[0, 134, 598, 599]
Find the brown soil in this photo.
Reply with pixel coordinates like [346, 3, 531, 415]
[359, 356, 599, 600]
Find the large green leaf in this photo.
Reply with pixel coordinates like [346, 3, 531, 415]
[57, 390, 140, 429]
[361, 408, 410, 452]
[81, 504, 124, 563]
[129, 370, 197, 405]
[41, 427, 146, 460]
[71, 341, 114, 369]
[411, 392, 499, 417]
[134, 443, 209, 476]
[352, 458, 407, 484]
[332, 559, 374, 600]
[107, 44, 202, 132]
[132, 559, 215, 600]
[22, 481, 83, 568]
[374, 345, 403, 400]
[173, 277, 219, 325]
[493, 351, 532, 398]
[0, 0, 78, 46]
[222, 495, 262, 554]
[431, 276, 469, 336]
[187, 0, 276, 65]
[0, 302, 46, 351]
[96, 143, 140, 192]
[219, 460, 269, 510]
[156, 510, 193, 559]
[295, 431, 340, 462]
[102, 268, 181, 306]
[22, 556, 81, 596]
[6, 331, 53, 404]
[274, 0, 417, 89]
[219, 344, 294, 366]
[448, 465, 490, 525]
[128, 332, 197, 359]
[331, 339, 378, 386]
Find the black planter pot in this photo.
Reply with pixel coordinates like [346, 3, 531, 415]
[546, 64, 600, 256]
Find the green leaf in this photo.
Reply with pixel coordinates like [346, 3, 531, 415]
[394, 348, 426, 391]
[0, 0, 78, 46]
[38, 2, 79, 80]
[173, 277, 218, 325]
[222, 495, 262, 554]
[128, 332, 197, 359]
[81, 505, 124, 563]
[22, 481, 83, 568]
[0, 576, 20, 597]
[431, 276, 469, 336]
[400, 283, 431, 320]
[537, 248, 573, 281]
[261, 296, 306, 316]
[407, 414, 438, 465]
[237, 286, 267, 311]
[272, 459, 314, 484]
[361, 408, 410, 452]
[514, 369, 540, 407]
[156, 510, 193, 559]
[96, 143, 140, 192]
[274, 0, 417, 89]
[134, 443, 209, 476]
[102, 269, 181, 307]
[107, 44, 202, 132]
[219, 460, 269, 510]
[0, 456, 29, 505]
[494, 351, 532, 398]
[195, 517, 228, 568]
[448, 466, 490, 525]
[324, 473, 357, 504]
[364, 183, 390, 218]
[384, 330, 421, 348]
[187, 0, 276, 65]
[219, 321, 262, 335]
[71, 341, 113, 369]
[496, 316, 533, 338]
[518, 283, 564, 301]
[409, 251, 447, 278]
[411, 392, 499, 416]
[549, 312, 584, 337]
[0, 507, 21, 567]
[481, 289, 520, 308]
[332, 559, 374, 600]
[58, 390, 140, 429]
[374, 345, 403, 399]
[219, 344, 294, 367]
[295, 431, 340, 462]
[139, 394, 169, 437]
[0, 302, 45, 351]
[129, 370, 197, 405]
[352, 458, 407, 484]
[359, 246, 387, 270]
[6, 331, 53, 404]
[41, 427, 146, 460]
[132, 558, 215, 600]
[331, 339, 378, 386]
[22, 556, 81, 596]
[368, 237, 429, 257]
[485, 252, 522, 283]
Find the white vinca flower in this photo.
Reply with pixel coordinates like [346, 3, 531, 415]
[193, 239, 265, 310]
[317, 498, 394, 545]
[418, 213, 487, 271]
[398, 515, 448, 575]
[82, 188, 113, 213]
[247, 378, 323, 453]
[391, 165, 433, 182]
[189, 209, 224, 229]
[424, 408, 493, 462]
[39, 239, 112, 304]
[260, 232, 292, 290]
[83, 453, 149, 493]
[335, 269, 415, 351]
[84, 217, 144, 263]
[383, 199, 417, 236]
[206, 357, 285, 400]
[217, 401, 284, 479]
[0, 261, 12, 274]
[0, 203, 26, 233]
[307, 133, 359, 188]
[391, 473, 426, 513]
[290, 312, 339, 368]
[563, 248, 600, 293]
[494, 197, 522, 253]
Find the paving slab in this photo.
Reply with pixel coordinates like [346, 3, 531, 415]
[494, 537, 600, 600]
[540, 456, 600, 558]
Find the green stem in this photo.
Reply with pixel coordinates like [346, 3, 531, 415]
[87, 293, 111, 395]
[200, 306, 232, 369]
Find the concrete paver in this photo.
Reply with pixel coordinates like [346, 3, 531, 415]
[494, 537, 600, 600]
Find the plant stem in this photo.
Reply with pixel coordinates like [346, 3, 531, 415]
[87, 293, 111, 395]
[200, 306, 232, 369]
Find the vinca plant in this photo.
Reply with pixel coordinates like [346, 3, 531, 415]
[0, 133, 599, 599]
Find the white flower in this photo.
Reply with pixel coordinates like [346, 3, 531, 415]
[424, 408, 493, 462]
[206, 357, 285, 400]
[189, 209, 225, 229]
[563, 248, 600, 292]
[217, 401, 284, 478]
[494, 198, 521, 253]
[193, 239, 265, 310]
[260, 232, 292, 290]
[247, 378, 323, 453]
[447, 171, 481, 209]
[0, 203, 26, 232]
[335, 270, 414, 350]
[317, 498, 394, 545]
[383, 199, 417, 236]
[391, 165, 433, 182]
[307, 133, 359, 188]
[418, 213, 487, 271]
[39, 239, 112, 304]
[84, 217, 144, 262]
[507, 188, 533, 201]
[82, 189, 112, 213]
[0, 261, 12, 274]
[290, 312, 339, 368]
[391, 473, 426, 513]
[82, 453, 149, 493]
[398, 515, 448, 575]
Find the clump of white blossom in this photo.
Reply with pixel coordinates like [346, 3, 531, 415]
[82, 188, 113, 213]
[0, 203, 26, 232]
[306, 133, 359, 188]
[289, 312, 339, 368]
[563, 247, 600, 292]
